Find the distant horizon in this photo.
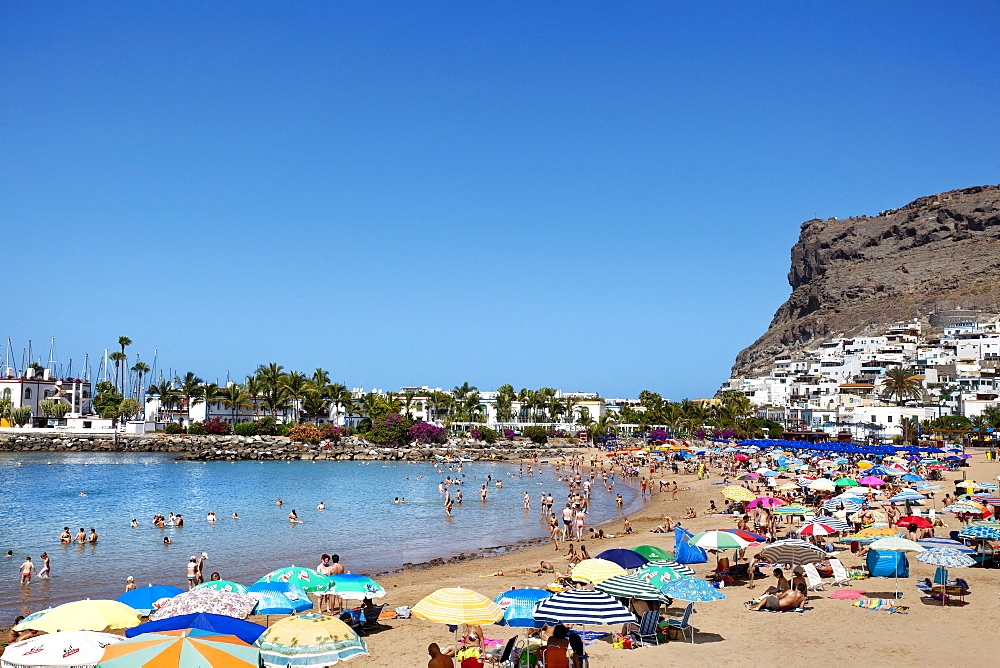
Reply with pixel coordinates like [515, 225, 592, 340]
[5, 3, 996, 399]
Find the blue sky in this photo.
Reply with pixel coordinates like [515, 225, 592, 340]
[2, 1, 997, 399]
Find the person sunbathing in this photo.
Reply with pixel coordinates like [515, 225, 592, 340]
[532, 561, 555, 573]
[682, 507, 697, 519]
[745, 583, 807, 611]
[762, 568, 790, 594]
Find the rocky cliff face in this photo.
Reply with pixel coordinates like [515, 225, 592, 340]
[731, 184, 1000, 377]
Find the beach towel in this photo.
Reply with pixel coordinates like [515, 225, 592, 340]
[829, 590, 866, 599]
[853, 599, 908, 613]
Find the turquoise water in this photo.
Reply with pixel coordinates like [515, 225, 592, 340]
[0, 453, 640, 621]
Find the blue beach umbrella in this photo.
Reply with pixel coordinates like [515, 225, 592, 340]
[116, 585, 185, 616]
[493, 589, 553, 628]
[247, 582, 314, 615]
[901, 474, 924, 483]
[661, 577, 725, 602]
[125, 612, 267, 645]
[958, 525, 1000, 540]
[595, 548, 650, 570]
[917, 538, 975, 554]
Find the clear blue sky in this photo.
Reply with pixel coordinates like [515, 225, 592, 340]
[3, 1, 997, 399]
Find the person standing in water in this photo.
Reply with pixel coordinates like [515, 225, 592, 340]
[39, 553, 50, 579]
[75, 528, 86, 543]
[20, 556, 35, 584]
[60, 527, 71, 542]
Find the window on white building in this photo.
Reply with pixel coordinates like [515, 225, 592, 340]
[24, 388, 31, 399]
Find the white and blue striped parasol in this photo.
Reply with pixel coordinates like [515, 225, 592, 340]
[533, 590, 636, 626]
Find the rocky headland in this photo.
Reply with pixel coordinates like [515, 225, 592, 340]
[732, 184, 1000, 377]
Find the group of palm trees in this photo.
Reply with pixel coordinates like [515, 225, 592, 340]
[614, 391, 764, 437]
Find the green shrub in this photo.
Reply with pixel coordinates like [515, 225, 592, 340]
[523, 426, 548, 444]
[188, 422, 208, 435]
[276, 423, 292, 437]
[165, 422, 186, 435]
[234, 422, 259, 436]
[356, 418, 372, 433]
[471, 427, 498, 444]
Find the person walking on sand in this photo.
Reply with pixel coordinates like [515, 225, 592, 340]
[20, 556, 35, 584]
[39, 552, 50, 579]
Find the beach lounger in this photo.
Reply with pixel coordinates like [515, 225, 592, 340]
[803, 563, 826, 591]
[664, 602, 696, 643]
[829, 558, 851, 586]
[627, 610, 661, 647]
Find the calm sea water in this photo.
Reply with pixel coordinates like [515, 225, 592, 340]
[0, 453, 640, 621]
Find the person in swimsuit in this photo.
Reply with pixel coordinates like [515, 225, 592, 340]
[196, 553, 208, 585]
[75, 528, 86, 543]
[328, 554, 345, 613]
[39, 552, 50, 579]
[20, 556, 35, 584]
[186, 557, 198, 589]
[125, 576, 137, 591]
[87, 528, 98, 543]
[130, 519, 138, 529]
[60, 527, 72, 542]
[317, 554, 335, 612]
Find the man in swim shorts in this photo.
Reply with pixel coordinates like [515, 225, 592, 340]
[20, 556, 35, 584]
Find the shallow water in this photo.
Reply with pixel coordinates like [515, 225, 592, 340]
[0, 453, 640, 621]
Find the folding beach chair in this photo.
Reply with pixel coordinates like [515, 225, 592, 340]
[628, 610, 661, 646]
[803, 563, 827, 591]
[829, 558, 851, 586]
[664, 603, 696, 643]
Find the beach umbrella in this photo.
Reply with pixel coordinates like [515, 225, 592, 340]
[771, 505, 811, 516]
[99, 630, 259, 668]
[971, 495, 1000, 505]
[721, 486, 756, 502]
[895, 516, 932, 529]
[633, 564, 690, 590]
[246, 582, 314, 616]
[901, 474, 924, 483]
[815, 517, 852, 532]
[14, 600, 142, 633]
[116, 585, 185, 617]
[889, 491, 927, 503]
[149, 590, 257, 621]
[725, 529, 768, 543]
[958, 525, 1000, 540]
[660, 577, 725, 602]
[798, 522, 837, 536]
[595, 548, 649, 570]
[834, 478, 859, 487]
[256, 614, 369, 667]
[916, 547, 975, 568]
[747, 497, 785, 509]
[858, 476, 886, 486]
[970, 519, 1000, 528]
[533, 590, 636, 626]
[595, 574, 671, 602]
[687, 530, 749, 550]
[411, 588, 503, 625]
[193, 580, 249, 594]
[869, 536, 924, 597]
[917, 538, 975, 554]
[569, 559, 627, 583]
[631, 545, 674, 561]
[493, 589, 553, 628]
[324, 573, 386, 600]
[808, 479, 837, 492]
[0, 631, 124, 667]
[257, 566, 333, 593]
[759, 539, 827, 565]
[126, 613, 267, 645]
[645, 559, 696, 576]
[776, 483, 799, 491]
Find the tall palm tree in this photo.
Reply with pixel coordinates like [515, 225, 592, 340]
[261, 384, 290, 421]
[175, 372, 204, 424]
[312, 368, 331, 388]
[244, 376, 264, 419]
[131, 361, 150, 400]
[147, 381, 177, 422]
[547, 396, 565, 423]
[281, 371, 310, 422]
[326, 383, 352, 425]
[255, 363, 286, 389]
[117, 336, 132, 389]
[881, 367, 923, 406]
[109, 352, 127, 393]
[196, 383, 221, 421]
[453, 382, 477, 399]
[219, 383, 250, 424]
[300, 389, 329, 421]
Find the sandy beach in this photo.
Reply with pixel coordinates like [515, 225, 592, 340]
[3, 447, 998, 667]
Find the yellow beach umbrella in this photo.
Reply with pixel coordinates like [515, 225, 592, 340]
[14, 600, 141, 633]
[857, 461, 873, 469]
[721, 486, 756, 502]
[411, 588, 503, 625]
[257, 614, 369, 667]
[569, 559, 627, 583]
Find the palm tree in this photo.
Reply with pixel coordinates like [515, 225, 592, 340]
[131, 361, 150, 400]
[453, 382, 477, 399]
[147, 381, 177, 422]
[281, 371, 310, 422]
[220, 384, 251, 424]
[312, 368, 331, 388]
[326, 383, 353, 425]
[881, 367, 923, 406]
[175, 372, 204, 424]
[300, 389, 329, 421]
[255, 363, 286, 389]
[196, 383, 221, 421]
[547, 396, 564, 424]
[117, 336, 132, 389]
[587, 414, 618, 444]
[244, 376, 263, 419]
[261, 384, 290, 421]
[109, 352, 127, 393]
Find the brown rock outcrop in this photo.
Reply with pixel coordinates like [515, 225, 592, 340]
[731, 185, 1000, 377]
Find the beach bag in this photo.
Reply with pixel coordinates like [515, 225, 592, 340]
[394, 605, 411, 619]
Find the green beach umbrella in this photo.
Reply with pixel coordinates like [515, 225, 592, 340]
[193, 580, 249, 594]
[632, 545, 674, 561]
[634, 564, 691, 590]
[595, 574, 671, 602]
[257, 567, 333, 593]
[835, 478, 859, 487]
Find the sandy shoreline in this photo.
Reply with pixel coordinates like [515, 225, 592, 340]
[4, 446, 999, 667]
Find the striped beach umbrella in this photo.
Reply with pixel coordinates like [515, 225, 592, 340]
[493, 589, 553, 628]
[569, 559, 627, 583]
[798, 522, 837, 536]
[1, 631, 124, 667]
[823, 495, 863, 512]
[725, 529, 768, 543]
[970, 519, 1000, 528]
[721, 486, 756, 502]
[411, 588, 503, 625]
[595, 574, 671, 602]
[125, 613, 267, 645]
[771, 504, 811, 516]
[661, 577, 725, 602]
[687, 530, 749, 550]
[759, 539, 827, 565]
[193, 580, 249, 594]
[631, 545, 674, 561]
[917, 538, 975, 554]
[99, 630, 259, 668]
[814, 517, 852, 532]
[257, 567, 332, 593]
[256, 614, 369, 667]
[533, 590, 636, 626]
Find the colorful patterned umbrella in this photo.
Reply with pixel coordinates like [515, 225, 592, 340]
[14, 600, 142, 633]
[916, 547, 976, 568]
[493, 589, 553, 628]
[193, 580, 249, 594]
[569, 559, 627, 583]
[725, 529, 768, 543]
[257, 567, 333, 593]
[687, 530, 749, 550]
[411, 588, 503, 625]
[99, 630, 259, 668]
[256, 614, 368, 667]
[1, 631, 124, 667]
[644, 559, 696, 576]
[324, 574, 386, 600]
[116, 586, 185, 617]
[594, 574, 671, 602]
[958, 525, 1000, 540]
[771, 505, 811, 516]
[721, 486, 756, 502]
[125, 613, 266, 645]
[246, 582, 314, 615]
[660, 577, 725, 602]
[631, 545, 674, 561]
[149, 590, 257, 621]
[916, 538, 975, 554]
[533, 590, 636, 626]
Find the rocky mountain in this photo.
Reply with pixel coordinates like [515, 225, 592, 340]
[730, 184, 1000, 378]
